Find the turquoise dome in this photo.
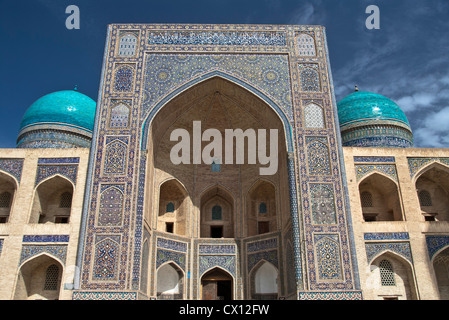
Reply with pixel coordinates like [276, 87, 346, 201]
[337, 90, 413, 148]
[17, 89, 97, 148]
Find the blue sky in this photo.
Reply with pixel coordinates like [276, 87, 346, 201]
[0, 0, 448, 148]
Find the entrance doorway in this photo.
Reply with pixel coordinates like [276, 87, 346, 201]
[201, 268, 233, 300]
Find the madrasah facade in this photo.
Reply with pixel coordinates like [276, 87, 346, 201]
[0, 23, 448, 300]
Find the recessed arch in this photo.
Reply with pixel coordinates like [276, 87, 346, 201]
[0, 170, 18, 223]
[358, 172, 403, 222]
[414, 162, 449, 221]
[368, 251, 418, 300]
[249, 260, 279, 300]
[141, 71, 293, 153]
[14, 253, 63, 300]
[201, 267, 234, 300]
[156, 261, 184, 300]
[30, 175, 74, 224]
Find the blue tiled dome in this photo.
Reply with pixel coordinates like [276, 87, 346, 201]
[337, 90, 413, 148]
[17, 89, 97, 148]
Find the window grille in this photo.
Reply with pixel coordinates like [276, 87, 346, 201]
[166, 202, 175, 213]
[418, 190, 432, 207]
[259, 202, 267, 214]
[44, 264, 59, 291]
[59, 192, 72, 208]
[379, 259, 396, 286]
[212, 205, 222, 220]
[360, 191, 373, 207]
[0, 192, 11, 208]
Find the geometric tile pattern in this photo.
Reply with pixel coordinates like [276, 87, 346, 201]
[19, 245, 67, 266]
[35, 164, 78, 186]
[408, 157, 449, 178]
[365, 242, 412, 264]
[355, 164, 398, 182]
[295, 33, 316, 56]
[310, 184, 337, 225]
[425, 235, 449, 261]
[0, 158, 24, 184]
[298, 63, 321, 92]
[314, 234, 342, 280]
[306, 137, 331, 175]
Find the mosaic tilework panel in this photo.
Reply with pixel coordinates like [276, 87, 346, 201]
[306, 137, 331, 175]
[298, 291, 363, 300]
[364, 233, 409, 241]
[408, 157, 449, 178]
[303, 102, 325, 129]
[0, 158, 24, 183]
[23, 235, 70, 242]
[141, 54, 293, 122]
[109, 101, 131, 129]
[19, 245, 67, 266]
[426, 235, 449, 261]
[35, 164, 78, 186]
[156, 249, 186, 271]
[247, 237, 277, 253]
[295, 33, 316, 56]
[118, 32, 138, 56]
[353, 156, 395, 163]
[157, 237, 188, 252]
[72, 291, 137, 300]
[298, 63, 321, 92]
[365, 242, 412, 264]
[355, 164, 398, 182]
[198, 255, 236, 277]
[92, 236, 120, 281]
[199, 244, 236, 254]
[0, 239, 3, 256]
[113, 64, 135, 92]
[147, 30, 287, 46]
[37, 157, 80, 164]
[314, 234, 342, 280]
[247, 249, 278, 272]
[310, 184, 337, 225]
[103, 139, 128, 175]
[98, 186, 124, 226]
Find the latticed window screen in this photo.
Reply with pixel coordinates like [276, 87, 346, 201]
[212, 205, 222, 220]
[304, 103, 325, 128]
[360, 191, 373, 207]
[259, 202, 267, 214]
[166, 202, 175, 213]
[418, 190, 432, 207]
[59, 192, 72, 208]
[44, 264, 59, 290]
[379, 259, 396, 286]
[0, 192, 11, 208]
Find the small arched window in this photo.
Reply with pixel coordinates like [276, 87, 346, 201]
[418, 190, 432, 207]
[0, 192, 11, 208]
[259, 202, 267, 214]
[44, 264, 60, 291]
[212, 205, 222, 220]
[166, 202, 175, 213]
[360, 191, 373, 207]
[59, 192, 72, 208]
[379, 259, 395, 286]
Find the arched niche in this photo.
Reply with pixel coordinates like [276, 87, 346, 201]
[201, 267, 233, 300]
[157, 179, 188, 235]
[367, 252, 417, 300]
[415, 163, 449, 222]
[156, 262, 184, 300]
[200, 186, 234, 238]
[432, 246, 449, 299]
[14, 254, 63, 300]
[0, 171, 17, 223]
[250, 261, 279, 300]
[29, 175, 73, 224]
[246, 180, 277, 236]
[358, 173, 403, 222]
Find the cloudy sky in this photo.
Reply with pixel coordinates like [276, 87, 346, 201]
[0, 0, 448, 148]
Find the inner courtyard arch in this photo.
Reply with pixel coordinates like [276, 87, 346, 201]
[142, 76, 294, 299]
